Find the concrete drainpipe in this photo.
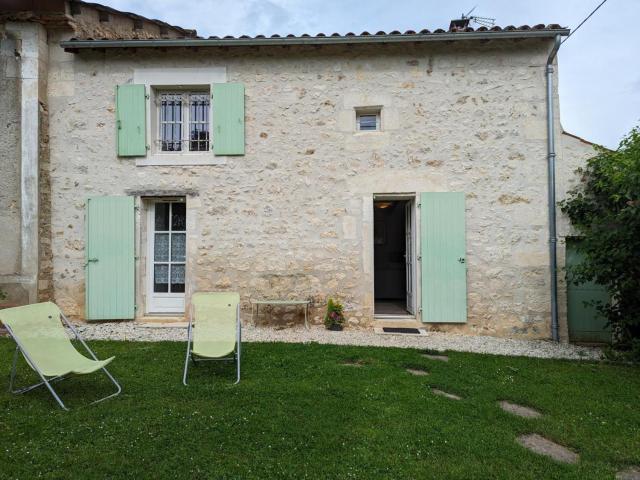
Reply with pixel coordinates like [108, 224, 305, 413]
[546, 34, 562, 342]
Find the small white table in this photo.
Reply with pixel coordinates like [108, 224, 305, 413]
[250, 299, 310, 330]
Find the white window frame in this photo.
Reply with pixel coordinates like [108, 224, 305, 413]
[356, 107, 382, 132]
[132, 67, 227, 166]
[155, 90, 211, 154]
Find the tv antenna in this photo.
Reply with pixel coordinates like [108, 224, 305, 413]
[461, 6, 496, 28]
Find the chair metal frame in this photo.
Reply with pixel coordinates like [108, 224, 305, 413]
[183, 303, 241, 386]
[5, 312, 121, 411]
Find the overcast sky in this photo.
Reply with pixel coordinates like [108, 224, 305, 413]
[104, 0, 638, 149]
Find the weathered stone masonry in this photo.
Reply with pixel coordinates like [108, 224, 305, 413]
[42, 37, 591, 339]
[0, 2, 598, 340]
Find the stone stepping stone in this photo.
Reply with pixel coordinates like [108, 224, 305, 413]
[406, 368, 429, 376]
[422, 353, 449, 362]
[499, 401, 542, 419]
[617, 467, 640, 480]
[431, 388, 461, 400]
[341, 360, 365, 367]
[517, 434, 578, 464]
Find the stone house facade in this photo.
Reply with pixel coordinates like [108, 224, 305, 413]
[0, 1, 598, 340]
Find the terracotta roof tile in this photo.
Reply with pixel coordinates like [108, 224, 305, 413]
[69, 24, 565, 42]
[63, 24, 569, 50]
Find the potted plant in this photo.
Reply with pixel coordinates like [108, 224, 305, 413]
[324, 298, 345, 331]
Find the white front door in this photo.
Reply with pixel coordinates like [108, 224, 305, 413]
[405, 200, 415, 315]
[147, 200, 186, 314]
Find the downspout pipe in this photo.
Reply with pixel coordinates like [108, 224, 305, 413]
[546, 34, 562, 342]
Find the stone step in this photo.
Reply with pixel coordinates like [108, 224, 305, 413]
[138, 316, 186, 324]
[373, 319, 424, 329]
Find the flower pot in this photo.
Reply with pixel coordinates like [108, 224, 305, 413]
[327, 324, 343, 331]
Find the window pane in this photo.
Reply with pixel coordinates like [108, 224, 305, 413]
[159, 94, 183, 152]
[171, 202, 186, 231]
[172, 123, 181, 151]
[171, 233, 186, 262]
[358, 114, 378, 131]
[154, 264, 169, 293]
[154, 233, 169, 261]
[170, 264, 185, 293]
[189, 93, 210, 152]
[155, 203, 170, 230]
[174, 100, 181, 121]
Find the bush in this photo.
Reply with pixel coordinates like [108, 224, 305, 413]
[324, 298, 345, 329]
[559, 126, 640, 359]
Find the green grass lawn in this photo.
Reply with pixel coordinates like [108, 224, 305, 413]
[0, 338, 638, 479]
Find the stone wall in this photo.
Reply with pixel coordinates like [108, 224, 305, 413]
[0, 2, 190, 305]
[69, 3, 190, 40]
[0, 22, 48, 305]
[0, 30, 21, 277]
[44, 36, 585, 339]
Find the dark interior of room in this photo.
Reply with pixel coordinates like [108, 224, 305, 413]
[374, 200, 408, 315]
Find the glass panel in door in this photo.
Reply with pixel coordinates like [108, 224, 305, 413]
[149, 201, 186, 313]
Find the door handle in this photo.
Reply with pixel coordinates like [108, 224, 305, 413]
[458, 257, 466, 264]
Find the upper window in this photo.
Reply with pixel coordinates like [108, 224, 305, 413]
[157, 91, 210, 152]
[356, 108, 381, 132]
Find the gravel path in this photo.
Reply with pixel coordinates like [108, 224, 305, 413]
[74, 322, 602, 361]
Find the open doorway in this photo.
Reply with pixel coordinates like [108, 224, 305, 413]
[374, 198, 415, 316]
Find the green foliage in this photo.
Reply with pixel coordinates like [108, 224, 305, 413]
[560, 126, 640, 357]
[0, 289, 6, 302]
[324, 298, 345, 329]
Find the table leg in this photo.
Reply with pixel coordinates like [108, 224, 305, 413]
[304, 303, 309, 330]
[256, 304, 259, 327]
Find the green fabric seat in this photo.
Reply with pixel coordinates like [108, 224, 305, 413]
[0, 302, 120, 410]
[183, 292, 241, 385]
[191, 292, 239, 358]
[1, 302, 114, 377]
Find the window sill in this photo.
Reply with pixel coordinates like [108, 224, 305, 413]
[354, 130, 383, 135]
[136, 153, 227, 167]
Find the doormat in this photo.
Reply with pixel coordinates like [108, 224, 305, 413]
[382, 327, 422, 334]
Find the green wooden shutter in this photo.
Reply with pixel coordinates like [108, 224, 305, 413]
[116, 84, 147, 156]
[420, 192, 467, 323]
[212, 83, 245, 155]
[85, 196, 135, 320]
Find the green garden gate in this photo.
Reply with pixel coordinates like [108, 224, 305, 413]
[566, 238, 610, 343]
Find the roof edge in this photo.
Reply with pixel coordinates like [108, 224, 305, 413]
[60, 28, 570, 50]
[562, 130, 595, 146]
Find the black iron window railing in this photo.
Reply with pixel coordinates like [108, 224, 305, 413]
[158, 92, 210, 152]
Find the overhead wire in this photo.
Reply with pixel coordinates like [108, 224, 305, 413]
[561, 0, 609, 44]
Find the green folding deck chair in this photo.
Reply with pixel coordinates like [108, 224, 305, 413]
[183, 292, 241, 385]
[0, 302, 121, 410]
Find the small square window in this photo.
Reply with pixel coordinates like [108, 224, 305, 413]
[356, 108, 381, 131]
